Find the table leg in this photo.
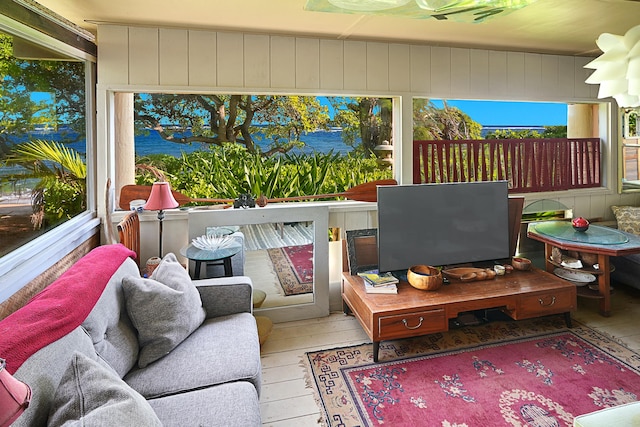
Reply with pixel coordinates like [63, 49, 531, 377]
[373, 341, 380, 363]
[194, 260, 202, 279]
[543, 244, 555, 273]
[597, 254, 611, 317]
[223, 257, 233, 277]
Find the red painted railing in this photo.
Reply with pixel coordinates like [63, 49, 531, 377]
[413, 138, 601, 193]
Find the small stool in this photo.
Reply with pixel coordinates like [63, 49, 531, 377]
[253, 289, 267, 309]
[573, 401, 640, 426]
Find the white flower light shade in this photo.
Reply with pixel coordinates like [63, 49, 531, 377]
[585, 24, 640, 108]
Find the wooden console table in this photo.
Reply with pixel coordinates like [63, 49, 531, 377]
[342, 268, 575, 362]
[527, 221, 640, 317]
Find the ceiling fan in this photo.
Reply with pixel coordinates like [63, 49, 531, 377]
[304, 0, 540, 23]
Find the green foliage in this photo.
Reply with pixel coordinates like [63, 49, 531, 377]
[134, 94, 331, 156]
[135, 146, 392, 202]
[413, 99, 482, 140]
[484, 129, 543, 139]
[485, 126, 568, 139]
[6, 139, 86, 227]
[330, 97, 393, 155]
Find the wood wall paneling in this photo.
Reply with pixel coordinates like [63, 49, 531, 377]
[488, 50, 508, 96]
[430, 47, 451, 98]
[450, 48, 471, 97]
[216, 32, 244, 88]
[410, 45, 431, 94]
[524, 53, 542, 96]
[319, 39, 343, 90]
[270, 36, 295, 89]
[244, 34, 270, 88]
[469, 49, 490, 98]
[159, 28, 188, 86]
[507, 52, 526, 97]
[128, 27, 159, 85]
[188, 30, 217, 87]
[539, 55, 560, 98]
[388, 44, 411, 93]
[296, 38, 320, 89]
[366, 42, 389, 92]
[344, 41, 367, 92]
[97, 25, 129, 85]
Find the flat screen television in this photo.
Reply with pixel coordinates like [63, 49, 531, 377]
[377, 181, 510, 273]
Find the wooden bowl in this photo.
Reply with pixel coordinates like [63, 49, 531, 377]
[407, 265, 443, 291]
[512, 257, 532, 271]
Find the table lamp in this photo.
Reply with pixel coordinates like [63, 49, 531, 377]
[0, 358, 31, 427]
[144, 182, 179, 257]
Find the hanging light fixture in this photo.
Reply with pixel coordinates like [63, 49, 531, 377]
[305, 0, 539, 23]
[416, 0, 538, 12]
[584, 24, 640, 108]
[328, 0, 412, 11]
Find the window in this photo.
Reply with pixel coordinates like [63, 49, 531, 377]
[0, 11, 97, 302]
[0, 30, 88, 257]
[412, 99, 604, 193]
[123, 93, 393, 204]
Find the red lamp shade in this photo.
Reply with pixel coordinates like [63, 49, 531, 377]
[0, 359, 31, 427]
[143, 182, 179, 211]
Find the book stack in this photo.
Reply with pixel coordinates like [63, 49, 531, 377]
[357, 270, 399, 294]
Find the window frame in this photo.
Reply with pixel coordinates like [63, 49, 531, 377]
[0, 14, 98, 303]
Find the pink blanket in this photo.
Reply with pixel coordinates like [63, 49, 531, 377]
[0, 244, 136, 374]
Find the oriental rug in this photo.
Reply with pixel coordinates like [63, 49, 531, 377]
[267, 244, 313, 295]
[302, 317, 640, 427]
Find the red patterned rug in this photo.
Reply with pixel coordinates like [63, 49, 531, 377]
[267, 244, 313, 296]
[303, 317, 640, 426]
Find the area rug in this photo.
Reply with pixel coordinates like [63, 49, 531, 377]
[302, 317, 640, 426]
[267, 244, 313, 295]
[241, 222, 313, 251]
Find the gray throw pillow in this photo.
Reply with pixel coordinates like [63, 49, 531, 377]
[123, 253, 206, 367]
[47, 352, 162, 426]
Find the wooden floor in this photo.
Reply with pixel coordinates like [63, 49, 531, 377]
[258, 282, 640, 426]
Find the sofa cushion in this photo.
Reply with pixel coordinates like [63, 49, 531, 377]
[122, 253, 206, 368]
[81, 257, 141, 377]
[125, 312, 261, 399]
[148, 381, 261, 427]
[47, 352, 162, 427]
[611, 205, 640, 235]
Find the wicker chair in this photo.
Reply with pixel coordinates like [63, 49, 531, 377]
[117, 211, 141, 267]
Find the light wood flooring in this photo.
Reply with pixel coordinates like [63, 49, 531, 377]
[258, 282, 640, 426]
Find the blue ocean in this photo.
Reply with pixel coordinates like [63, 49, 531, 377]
[131, 129, 354, 157]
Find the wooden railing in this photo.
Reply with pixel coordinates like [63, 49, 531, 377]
[413, 138, 601, 193]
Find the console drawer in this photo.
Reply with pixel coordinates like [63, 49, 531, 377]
[514, 288, 576, 319]
[377, 308, 446, 340]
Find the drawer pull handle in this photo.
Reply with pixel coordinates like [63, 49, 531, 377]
[539, 296, 556, 306]
[402, 317, 424, 330]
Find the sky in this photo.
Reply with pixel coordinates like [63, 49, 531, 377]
[431, 99, 568, 126]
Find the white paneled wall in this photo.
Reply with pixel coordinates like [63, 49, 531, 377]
[97, 24, 600, 101]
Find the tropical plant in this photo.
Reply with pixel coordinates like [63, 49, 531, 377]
[135, 145, 392, 202]
[6, 139, 86, 228]
[413, 99, 482, 140]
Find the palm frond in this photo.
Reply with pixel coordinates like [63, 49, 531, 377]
[9, 139, 86, 179]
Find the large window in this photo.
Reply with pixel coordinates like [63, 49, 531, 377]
[127, 94, 393, 204]
[0, 30, 88, 257]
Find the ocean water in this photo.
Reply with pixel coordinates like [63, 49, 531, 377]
[133, 129, 354, 157]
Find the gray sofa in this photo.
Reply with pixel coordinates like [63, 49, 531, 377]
[2, 244, 262, 426]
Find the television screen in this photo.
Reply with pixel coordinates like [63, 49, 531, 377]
[377, 181, 510, 273]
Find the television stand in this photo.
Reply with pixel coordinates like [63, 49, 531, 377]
[342, 267, 576, 362]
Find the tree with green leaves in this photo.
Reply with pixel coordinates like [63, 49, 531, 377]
[329, 97, 393, 154]
[413, 99, 482, 140]
[134, 94, 331, 156]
